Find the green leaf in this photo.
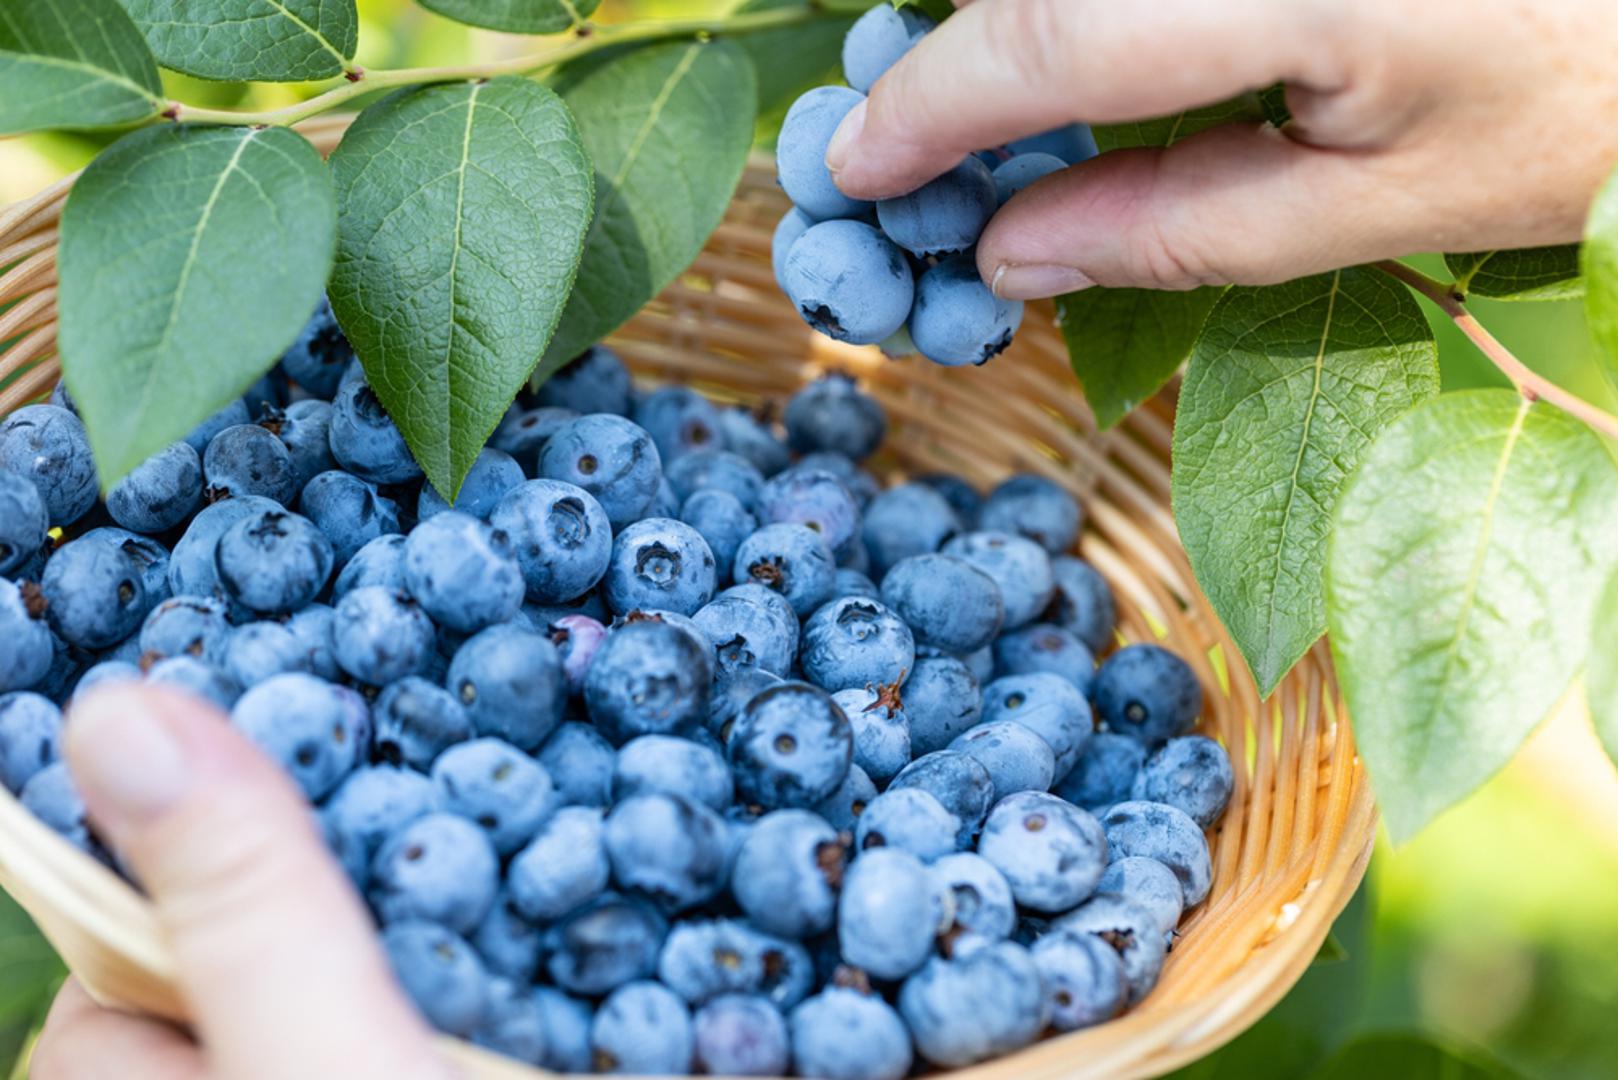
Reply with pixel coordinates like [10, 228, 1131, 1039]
[1326, 390, 1618, 842]
[417, 0, 601, 34]
[1582, 164, 1618, 390]
[538, 39, 755, 375]
[734, 0, 856, 122]
[1306, 1034, 1522, 1080]
[329, 76, 593, 499]
[0, 892, 62, 1072]
[0, 0, 164, 135]
[1588, 564, 1618, 768]
[1173, 269, 1439, 696]
[1311, 932, 1348, 966]
[58, 124, 336, 485]
[1057, 286, 1220, 430]
[1092, 95, 1265, 152]
[120, 0, 358, 83]
[1446, 246, 1582, 301]
[894, 0, 956, 21]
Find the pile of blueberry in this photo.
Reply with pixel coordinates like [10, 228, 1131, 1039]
[773, 4, 1097, 367]
[0, 294, 1230, 1076]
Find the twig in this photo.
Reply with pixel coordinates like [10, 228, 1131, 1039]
[1374, 259, 1618, 441]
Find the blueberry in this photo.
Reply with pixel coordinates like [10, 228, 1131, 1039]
[381, 920, 489, 1036]
[982, 672, 1094, 781]
[330, 533, 406, 600]
[604, 518, 717, 617]
[783, 373, 887, 462]
[708, 665, 784, 743]
[901, 655, 983, 756]
[400, 511, 525, 633]
[41, 529, 157, 649]
[1054, 731, 1147, 812]
[231, 672, 366, 799]
[181, 398, 252, 455]
[910, 254, 1025, 367]
[242, 369, 288, 421]
[1047, 555, 1117, 654]
[297, 470, 400, 567]
[47, 381, 76, 415]
[916, 472, 982, 528]
[509, 805, 610, 921]
[418, 447, 524, 521]
[831, 684, 910, 783]
[0, 692, 60, 793]
[1093, 643, 1203, 747]
[772, 206, 814, 291]
[537, 721, 616, 807]
[537, 345, 634, 417]
[994, 623, 1097, 697]
[369, 676, 468, 770]
[1008, 123, 1098, 165]
[532, 988, 595, 1073]
[810, 761, 878, 833]
[931, 852, 1016, 941]
[605, 791, 730, 913]
[543, 893, 668, 996]
[881, 553, 1003, 654]
[854, 786, 959, 860]
[492, 404, 578, 465]
[0, 470, 47, 576]
[979, 473, 1081, 554]
[1131, 734, 1233, 829]
[0, 405, 98, 525]
[470, 976, 547, 1063]
[167, 495, 280, 599]
[19, 763, 96, 855]
[978, 791, 1107, 912]
[679, 490, 758, 585]
[1052, 894, 1167, 1004]
[539, 413, 663, 530]
[666, 449, 765, 511]
[275, 603, 334, 681]
[0, 582, 53, 693]
[941, 531, 1054, 633]
[1101, 800, 1213, 906]
[145, 655, 241, 709]
[777, 86, 872, 220]
[591, 980, 693, 1074]
[728, 682, 852, 810]
[333, 586, 434, 686]
[716, 408, 791, 478]
[861, 482, 960, 577]
[841, 1, 933, 91]
[635, 385, 725, 461]
[222, 621, 310, 687]
[831, 567, 880, 600]
[877, 156, 997, 258]
[732, 810, 844, 939]
[322, 765, 438, 887]
[801, 597, 914, 693]
[328, 380, 423, 485]
[73, 660, 140, 697]
[791, 988, 912, 1080]
[280, 297, 354, 398]
[105, 442, 203, 535]
[215, 508, 333, 615]
[898, 941, 1047, 1067]
[992, 151, 1067, 204]
[202, 423, 298, 504]
[614, 734, 733, 810]
[1031, 928, 1127, 1030]
[487, 479, 612, 605]
[371, 812, 499, 933]
[1097, 856, 1185, 939]
[841, 847, 946, 980]
[782, 220, 914, 345]
[431, 737, 555, 856]
[733, 523, 836, 618]
[447, 624, 565, 752]
[759, 467, 863, 564]
[693, 993, 790, 1076]
[585, 618, 712, 744]
[950, 721, 1056, 801]
[890, 750, 995, 846]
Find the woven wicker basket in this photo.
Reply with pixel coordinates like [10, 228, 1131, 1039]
[0, 114, 1375, 1078]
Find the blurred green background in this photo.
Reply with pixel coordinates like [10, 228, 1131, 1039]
[5, 1, 1618, 1076]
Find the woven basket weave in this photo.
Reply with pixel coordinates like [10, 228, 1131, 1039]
[0, 114, 1375, 1079]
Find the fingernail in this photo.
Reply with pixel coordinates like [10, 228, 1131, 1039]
[67, 689, 192, 825]
[991, 263, 1095, 300]
[825, 100, 866, 176]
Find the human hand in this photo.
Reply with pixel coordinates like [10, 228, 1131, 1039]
[825, 0, 1618, 298]
[30, 686, 452, 1080]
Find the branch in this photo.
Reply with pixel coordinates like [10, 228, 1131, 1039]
[168, 5, 817, 128]
[1374, 259, 1618, 442]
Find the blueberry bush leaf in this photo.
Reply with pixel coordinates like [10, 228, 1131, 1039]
[417, 0, 601, 35]
[538, 39, 756, 376]
[119, 0, 358, 83]
[1092, 95, 1265, 153]
[0, 0, 164, 136]
[58, 125, 335, 485]
[1587, 565, 1618, 769]
[1326, 391, 1618, 842]
[329, 77, 593, 499]
[1445, 246, 1582, 302]
[1581, 164, 1618, 392]
[1058, 288, 1221, 431]
[1173, 269, 1439, 697]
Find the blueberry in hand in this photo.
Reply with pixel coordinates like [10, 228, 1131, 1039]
[1008, 123, 1098, 165]
[992, 152, 1067, 205]
[876, 156, 997, 259]
[772, 206, 814, 291]
[841, 1, 934, 92]
[910, 255, 1025, 367]
[781, 220, 914, 346]
[777, 86, 872, 221]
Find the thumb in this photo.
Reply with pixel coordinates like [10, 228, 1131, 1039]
[66, 685, 452, 1080]
[977, 123, 1408, 295]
